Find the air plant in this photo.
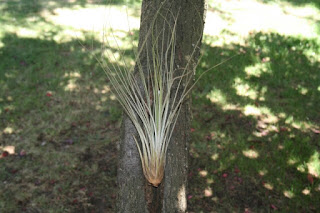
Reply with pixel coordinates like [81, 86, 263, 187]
[99, 9, 233, 187]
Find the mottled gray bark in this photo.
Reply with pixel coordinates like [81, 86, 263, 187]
[117, 0, 205, 212]
[117, 114, 147, 213]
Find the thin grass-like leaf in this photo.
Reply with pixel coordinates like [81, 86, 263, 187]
[97, 7, 236, 186]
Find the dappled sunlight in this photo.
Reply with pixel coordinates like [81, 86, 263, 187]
[44, 5, 140, 42]
[16, 27, 39, 38]
[243, 105, 262, 117]
[243, 106, 279, 129]
[1, 104, 15, 116]
[7, 96, 13, 102]
[203, 11, 227, 37]
[3, 127, 14, 134]
[297, 85, 308, 95]
[205, 0, 319, 46]
[64, 79, 78, 91]
[307, 151, 320, 178]
[295, 153, 320, 179]
[206, 89, 227, 105]
[242, 149, 259, 159]
[0, 145, 15, 159]
[211, 153, 219, 161]
[4, 72, 16, 79]
[204, 37, 318, 135]
[228, 153, 236, 161]
[297, 164, 307, 173]
[204, 186, 213, 197]
[177, 184, 187, 212]
[287, 157, 298, 165]
[63, 71, 82, 91]
[199, 170, 208, 177]
[252, 130, 269, 138]
[0, 7, 64, 41]
[102, 49, 121, 63]
[91, 84, 113, 105]
[110, 94, 116, 101]
[258, 169, 268, 176]
[233, 77, 259, 100]
[280, 2, 320, 20]
[283, 190, 295, 199]
[244, 63, 271, 78]
[101, 85, 111, 94]
[263, 182, 273, 190]
[207, 178, 214, 184]
[0, 145, 15, 154]
[221, 103, 240, 111]
[1, 1, 141, 46]
[302, 188, 311, 195]
[303, 48, 320, 64]
[1, 0, 319, 211]
[64, 71, 81, 79]
[284, 115, 319, 133]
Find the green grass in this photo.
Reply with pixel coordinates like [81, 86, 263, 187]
[0, 0, 320, 212]
[188, 32, 320, 212]
[0, 33, 121, 212]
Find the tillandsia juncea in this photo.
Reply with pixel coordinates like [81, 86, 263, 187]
[98, 10, 197, 187]
[98, 8, 235, 187]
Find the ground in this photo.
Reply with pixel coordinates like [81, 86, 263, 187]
[0, 0, 320, 212]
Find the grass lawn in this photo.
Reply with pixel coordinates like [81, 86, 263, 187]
[0, 0, 319, 212]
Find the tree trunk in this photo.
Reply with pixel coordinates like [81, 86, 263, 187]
[117, 0, 205, 212]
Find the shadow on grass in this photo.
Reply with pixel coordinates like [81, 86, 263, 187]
[0, 32, 131, 212]
[189, 32, 320, 212]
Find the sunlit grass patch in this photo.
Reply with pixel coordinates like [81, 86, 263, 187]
[191, 2, 320, 209]
[0, 3, 123, 209]
[233, 77, 259, 100]
[206, 0, 320, 41]
[44, 5, 140, 42]
[206, 89, 227, 105]
[307, 152, 320, 178]
[244, 63, 271, 78]
[242, 149, 259, 159]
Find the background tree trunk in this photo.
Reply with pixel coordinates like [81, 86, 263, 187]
[117, 0, 205, 212]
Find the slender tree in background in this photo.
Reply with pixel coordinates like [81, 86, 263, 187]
[116, 0, 205, 212]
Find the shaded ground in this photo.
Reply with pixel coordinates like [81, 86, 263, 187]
[0, 0, 320, 212]
[0, 33, 121, 212]
[188, 32, 320, 212]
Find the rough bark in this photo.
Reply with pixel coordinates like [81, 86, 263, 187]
[117, 114, 148, 213]
[117, 0, 205, 212]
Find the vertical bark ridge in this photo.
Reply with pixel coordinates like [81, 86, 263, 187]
[117, 0, 205, 212]
[117, 114, 148, 212]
